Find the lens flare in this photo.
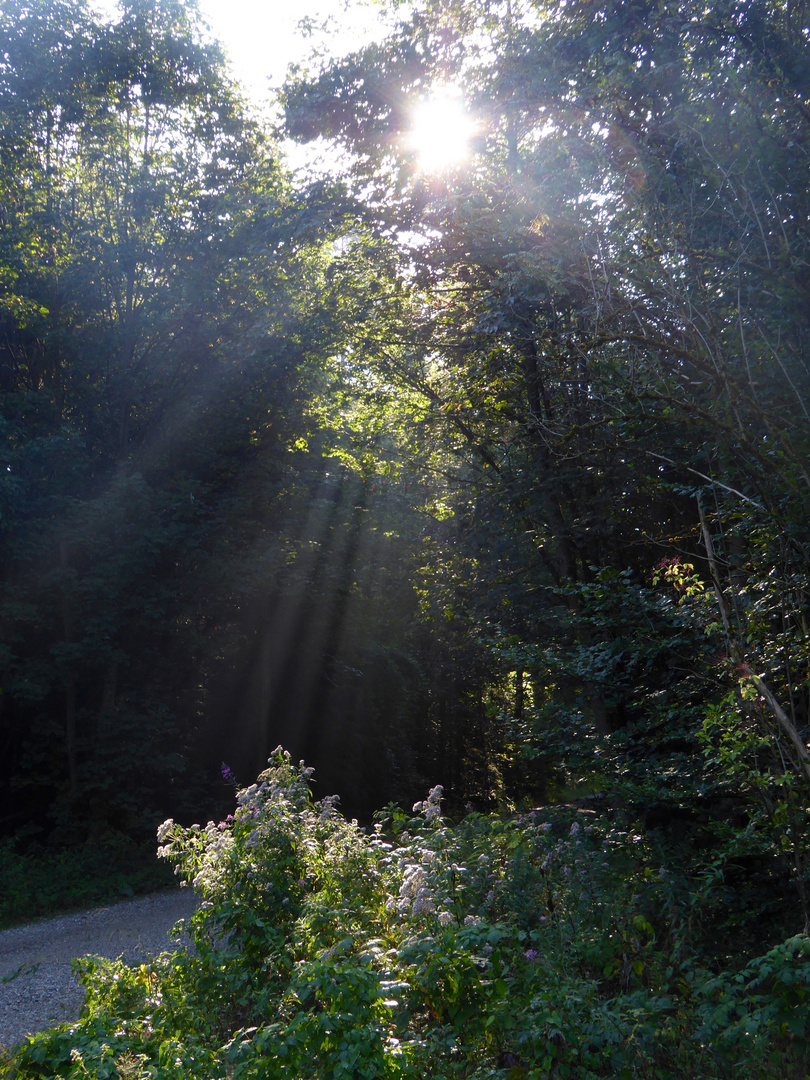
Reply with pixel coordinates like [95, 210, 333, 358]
[408, 88, 475, 172]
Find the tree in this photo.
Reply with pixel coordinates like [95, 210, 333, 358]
[0, 0, 336, 839]
[281, 0, 810, 933]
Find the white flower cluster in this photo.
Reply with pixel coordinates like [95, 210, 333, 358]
[156, 818, 175, 844]
[412, 894, 435, 916]
[191, 820, 236, 894]
[412, 784, 444, 824]
[396, 863, 435, 915]
[236, 782, 266, 807]
[386, 787, 451, 919]
[156, 818, 178, 860]
[246, 748, 316, 812]
[317, 794, 341, 822]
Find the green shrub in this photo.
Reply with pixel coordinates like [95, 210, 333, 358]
[7, 749, 808, 1079]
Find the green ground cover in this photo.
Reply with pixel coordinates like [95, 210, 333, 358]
[0, 839, 177, 931]
[5, 751, 808, 1079]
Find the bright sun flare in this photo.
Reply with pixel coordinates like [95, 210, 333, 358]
[408, 89, 476, 173]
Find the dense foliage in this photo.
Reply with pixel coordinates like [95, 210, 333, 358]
[279, 0, 810, 932]
[0, 0, 428, 840]
[1, 0, 809, 1071]
[6, 752, 809, 1078]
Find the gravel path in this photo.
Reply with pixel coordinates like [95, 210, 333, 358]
[0, 888, 199, 1050]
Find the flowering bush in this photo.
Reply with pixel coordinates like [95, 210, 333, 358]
[7, 749, 808, 1079]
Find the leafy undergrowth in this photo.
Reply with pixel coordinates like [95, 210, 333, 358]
[7, 750, 809, 1079]
[0, 837, 179, 931]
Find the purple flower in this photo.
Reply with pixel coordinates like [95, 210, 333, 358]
[525, 949, 539, 962]
[221, 762, 236, 785]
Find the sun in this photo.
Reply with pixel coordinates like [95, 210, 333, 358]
[407, 88, 476, 173]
